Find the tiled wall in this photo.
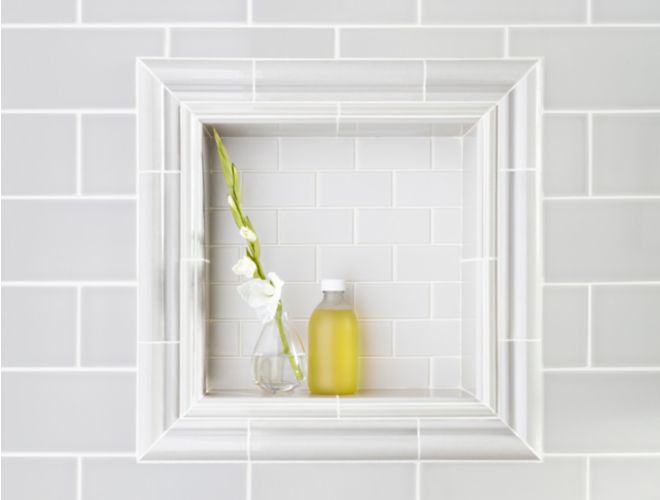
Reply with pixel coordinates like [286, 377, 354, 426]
[2, 0, 660, 498]
[206, 135, 463, 391]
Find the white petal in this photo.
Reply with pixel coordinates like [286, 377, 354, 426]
[232, 256, 256, 278]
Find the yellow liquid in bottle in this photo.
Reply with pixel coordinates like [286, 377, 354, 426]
[308, 308, 359, 395]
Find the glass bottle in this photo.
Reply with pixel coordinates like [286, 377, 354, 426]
[308, 279, 360, 395]
[251, 310, 306, 394]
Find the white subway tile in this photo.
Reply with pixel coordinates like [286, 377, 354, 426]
[279, 209, 353, 244]
[319, 172, 392, 207]
[592, 285, 660, 367]
[545, 200, 660, 282]
[217, 137, 278, 172]
[242, 172, 315, 208]
[593, 0, 660, 22]
[209, 209, 277, 245]
[171, 28, 333, 58]
[253, 0, 416, 23]
[543, 286, 588, 367]
[280, 137, 354, 171]
[207, 358, 254, 390]
[593, 114, 660, 195]
[395, 172, 461, 207]
[281, 283, 324, 319]
[432, 208, 462, 244]
[209, 247, 240, 283]
[510, 28, 660, 109]
[340, 28, 504, 58]
[3, 372, 134, 451]
[360, 321, 393, 356]
[2, 0, 75, 21]
[319, 246, 392, 282]
[241, 320, 310, 357]
[422, 0, 585, 23]
[590, 457, 660, 500]
[432, 138, 462, 170]
[210, 285, 254, 320]
[543, 114, 588, 196]
[2, 200, 135, 280]
[360, 358, 429, 389]
[356, 283, 429, 319]
[3, 29, 163, 108]
[83, 459, 246, 500]
[431, 358, 461, 388]
[1, 115, 76, 195]
[81, 287, 136, 367]
[208, 321, 240, 356]
[261, 245, 316, 282]
[397, 245, 461, 281]
[83, 0, 245, 21]
[420, 459, 586, 500]
[1, 287, 76, 367]
[82, 114, 135, 195]
[432, 283, 461, 319]
[252, 463, 415, 500]
[1, 458, 77, 500]
[545, 372, 660, 451]
[357, 209, 430, 244]
[395, 320, 460, 356]
[357, 137, 430, 171]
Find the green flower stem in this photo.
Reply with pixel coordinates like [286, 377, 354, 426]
[213, 128, 303, 382]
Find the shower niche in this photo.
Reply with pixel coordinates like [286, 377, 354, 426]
[137, 58, 541, 461]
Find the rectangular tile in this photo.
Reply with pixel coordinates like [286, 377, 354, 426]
[319, 246, 392, 282]
[279, 209, 353, 244]
[261, 245, 316, 282]
[209, 209, 277, 245]
[281, 283, 325, 319]
[2, 372, 134, 451]
[395, 320, 460, 356]
[420, 459, 586, 500]
[357, 209, 430, 244]
[83, 0, 245, 21]
[253, 0, 416, 23]
[82, 114, 135, 195]
[210, 285, 254, 320]
[396, 245, 461, 281]
[340, 28, 504, 57]
[253, 463, 415, 500]
[432, 208, 461, 244]
[208, 321, 240, 356]
[431, 357, 461, 388]
[593, 114, 660, 195]
[592, 285, 660, 366]
[2, 114, 76, 195]
[422, 0, 585, 23]
[590, 457, 660, 500]
[209, 247, 240, 283]
[2, 0, 76, 21]
[83, 458, 245, 500]
[432, 138, 462, 170]
[207, 358, 254, 390]
[2, 200, 135, 280]
[2, 29, 163, 108]
[280, 137, 354, 171]
[395, 172, 461, 207]
[544, 200, 660, 282]
[319, 172, 391, 207]
[545, 372, 660, 451]
[355, 283, 429, 319]
[1, 458, 77, 500]
[593, 0, 660, 22]
[360, 358, 429, 389]
[171, 28, 333, 58]
[241, 172, 315, 207]
[510, 28, 660, 109]
[215, 137, 278, 173]
[1, 287, 76, 367]
[357, 137, 430, 170]
[360, 320, 393, 356]
[432, 283, 461, 319]
[543, 286, 588, 367]
[543, 114, 588, 196]
[81, 287, 136, 366]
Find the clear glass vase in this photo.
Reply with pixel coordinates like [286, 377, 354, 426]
[251, 311, 306, 393]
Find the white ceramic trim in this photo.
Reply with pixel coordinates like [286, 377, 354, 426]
[136, 58, 542, 461]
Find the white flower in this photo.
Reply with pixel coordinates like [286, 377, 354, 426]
[227, 195, 237, 210]
[232, 256, 257, 279]
[239, 226, 257, 242]
[237, 272, 284, 322]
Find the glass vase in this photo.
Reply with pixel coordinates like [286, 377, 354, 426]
[251, 310, 306, 393]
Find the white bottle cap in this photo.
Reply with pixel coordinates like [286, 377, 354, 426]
[321, 279, 345, 292]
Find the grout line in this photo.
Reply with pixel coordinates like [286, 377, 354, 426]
[76, 286, 82, 367]
[5, 22, 660, 28]
[76, 113, 83, 195]
[587, 112, 593, 196]
[587, 284, 593, 367]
